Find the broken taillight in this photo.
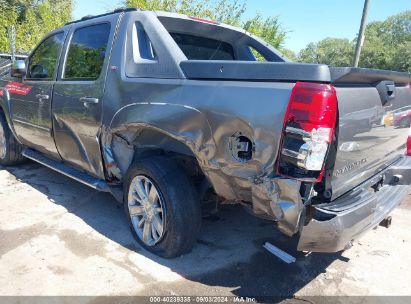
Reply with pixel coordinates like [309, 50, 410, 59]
[277, 82, 338, 182]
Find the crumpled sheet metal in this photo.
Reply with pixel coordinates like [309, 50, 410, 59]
[101, 131, 121, 181]
[252, 177, 303, 236]
[110, 102, 217, 168]
[102, 101, 304, 234]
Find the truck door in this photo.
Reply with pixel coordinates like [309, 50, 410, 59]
[10, 31, 66, 158]
[53, 16, 118, 178]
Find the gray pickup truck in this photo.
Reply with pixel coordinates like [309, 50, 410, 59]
[1, 8, 411, 258]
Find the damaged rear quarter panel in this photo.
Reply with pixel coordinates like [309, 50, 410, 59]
[103, 76, 303, 224]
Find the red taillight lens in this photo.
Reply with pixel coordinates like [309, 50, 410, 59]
[407, 129, 411, 156]
[286, 82, 338, 132]
[277, 82, 338, 182]
[407, 137, 411, 156]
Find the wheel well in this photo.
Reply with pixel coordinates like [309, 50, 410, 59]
[108, 127, 212, 197]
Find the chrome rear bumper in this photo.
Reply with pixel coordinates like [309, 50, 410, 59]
[298, 156, 411, 252]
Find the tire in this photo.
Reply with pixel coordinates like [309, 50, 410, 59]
[399, 117, 411, 128]
[124, 156, 201, 258]
[0, 110, 25, 166]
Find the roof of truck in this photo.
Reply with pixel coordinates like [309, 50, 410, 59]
[66, 8, 237, 32]
[63, 8, 290, 63]
[65, 8, 260, 42]
[65, 7, 139, 25]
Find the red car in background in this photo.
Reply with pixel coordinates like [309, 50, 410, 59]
[393, 106, 411, 128]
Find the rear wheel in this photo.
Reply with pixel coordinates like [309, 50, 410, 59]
[124, 156, 201, 258]
[0, 111, 25, 166]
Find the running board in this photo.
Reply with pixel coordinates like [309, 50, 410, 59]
[22, 148, 110, 192]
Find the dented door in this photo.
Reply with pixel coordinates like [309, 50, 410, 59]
[53, 17, 118, 178]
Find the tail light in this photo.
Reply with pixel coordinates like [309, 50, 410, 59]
[277, 82, 338, 182]
[407, 128, 411, 156]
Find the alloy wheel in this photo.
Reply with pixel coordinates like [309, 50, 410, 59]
[128, 175, 165, 246]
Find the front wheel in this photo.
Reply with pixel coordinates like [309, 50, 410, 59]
[0, 111, 25, 166]
[124, 156, 201, 258]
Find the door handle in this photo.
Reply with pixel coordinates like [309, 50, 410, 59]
[386, 84, 395, 99]
[80, 97, 99, 108]
[35, 94, 49, 101]
[80, 97, 100, 108]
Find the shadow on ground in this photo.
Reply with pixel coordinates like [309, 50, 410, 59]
[1, 162, 348, 299]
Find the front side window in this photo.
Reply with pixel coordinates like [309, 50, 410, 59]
[64, 23, 111, 80]
[170, 33, 234, 60]
[27, 32, 64, 80]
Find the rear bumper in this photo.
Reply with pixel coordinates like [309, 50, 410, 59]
[298, 156, 411, 252]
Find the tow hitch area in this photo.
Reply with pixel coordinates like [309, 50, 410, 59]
[298, 156, 411, 253]
[380, 216, 392, 229]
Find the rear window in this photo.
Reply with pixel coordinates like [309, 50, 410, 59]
[64, 23, 111, 80]
[170, 33, 234, 60]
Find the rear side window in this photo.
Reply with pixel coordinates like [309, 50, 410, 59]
[170, 33, 234, 60]
[27, 32, 64, 80]
[132, 22, 156, 61]
[64, 23, 111, 80]
[249, 46, 267, 62]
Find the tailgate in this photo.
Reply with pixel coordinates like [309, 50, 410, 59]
[330, 67, 411, 200]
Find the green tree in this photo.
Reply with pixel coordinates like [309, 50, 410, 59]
[298, 38, 354, 67]
[391, 41, 411, 72]
[358, 21, 393, 70]
[298, 10, 411, 72]
[359, 11, 411, 71]
[280, 48, 297, 61]
[0, 0, 72, 54]
[125, 0, 288, 49]
[126, 0, 246, 25]
[243, 14, 286, 49]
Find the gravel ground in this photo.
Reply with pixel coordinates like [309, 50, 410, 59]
[1, 162, 411, 303]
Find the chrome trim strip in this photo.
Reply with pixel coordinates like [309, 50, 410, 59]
[285, 126, 311, 139]
[282, 148, 307, 160]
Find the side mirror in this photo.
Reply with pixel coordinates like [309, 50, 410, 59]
[10, 60, 26, 78]
[30, 64, 49, 79]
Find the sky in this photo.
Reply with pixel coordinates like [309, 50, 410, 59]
[73, 0, 411, 53]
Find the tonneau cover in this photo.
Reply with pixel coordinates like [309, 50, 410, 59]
[331, 67, 411, 85]
[180, 61, 331, 82]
